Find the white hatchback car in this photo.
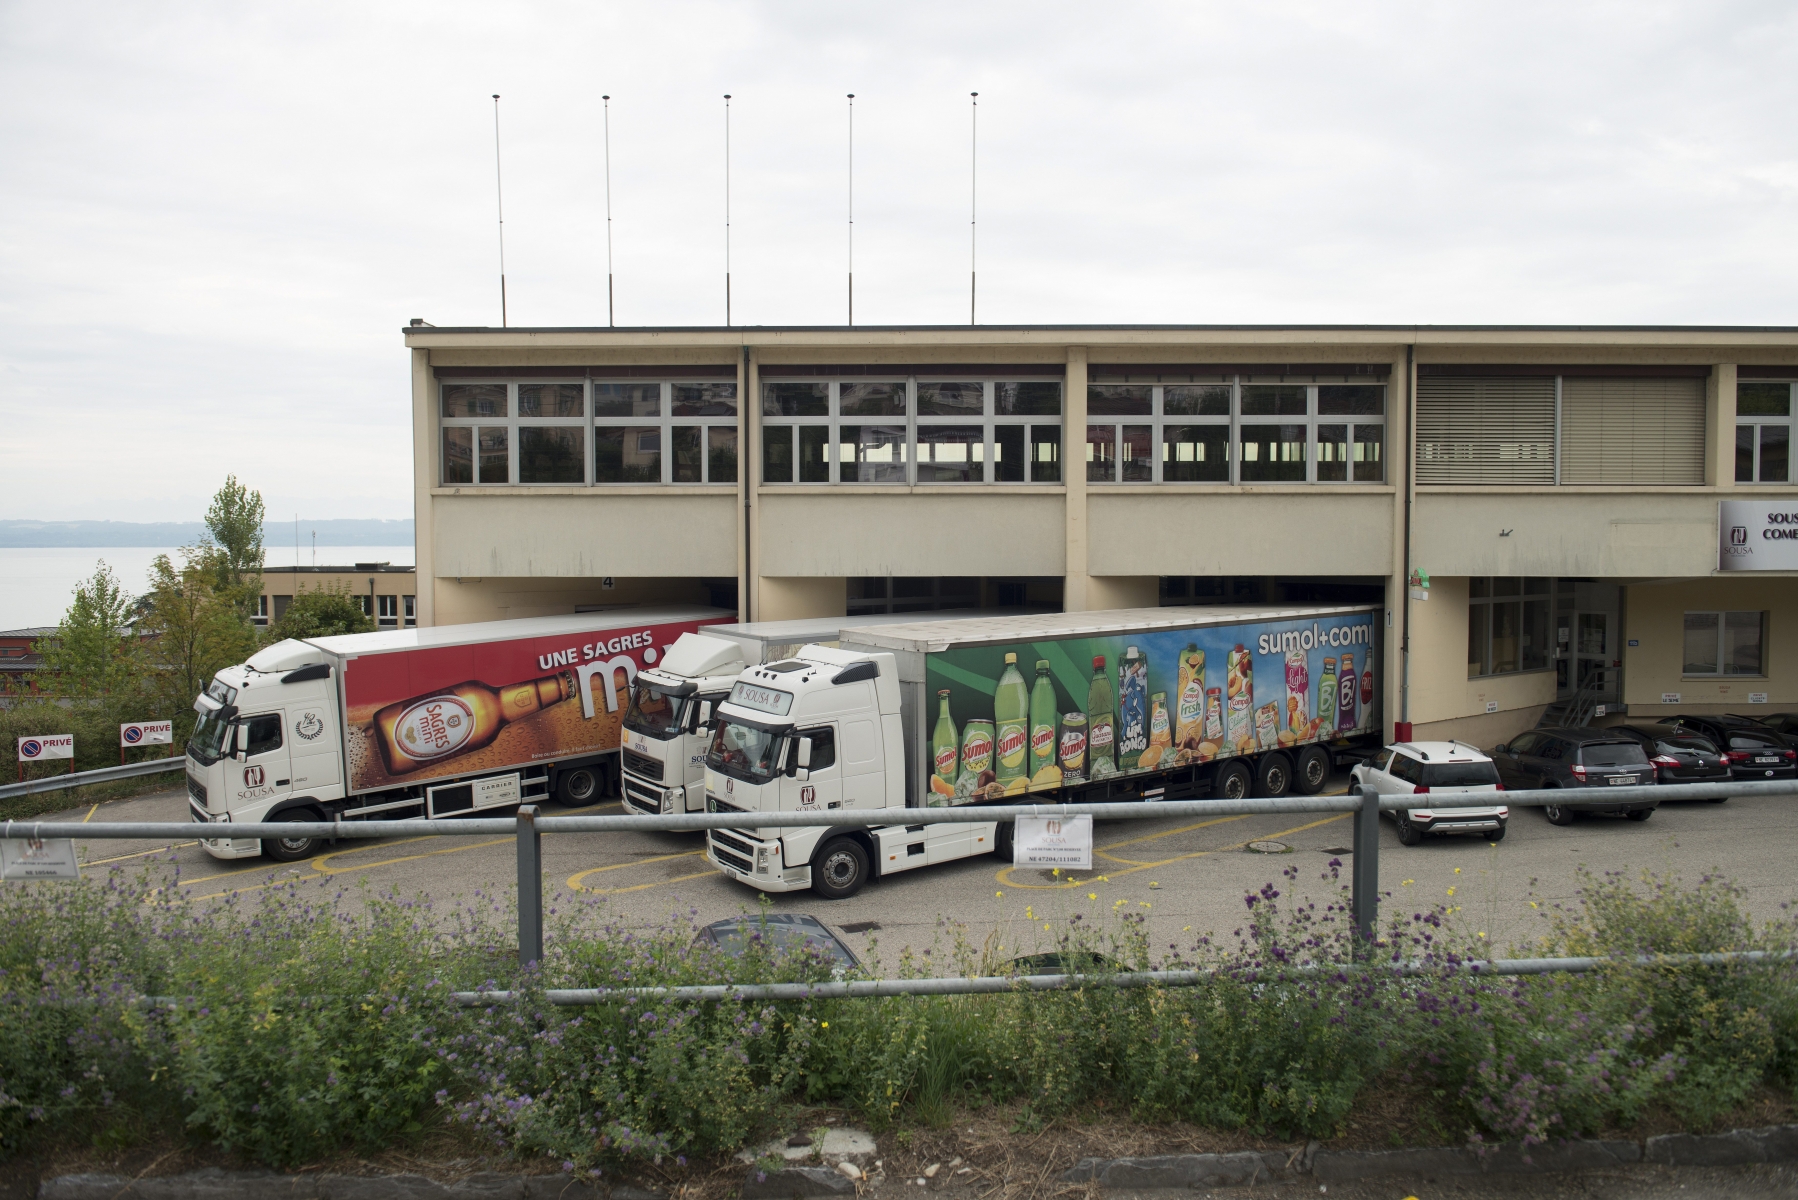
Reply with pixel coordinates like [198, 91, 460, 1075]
[1350, 741, 1509, 845]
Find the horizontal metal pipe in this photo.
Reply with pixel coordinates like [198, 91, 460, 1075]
[0, 757, 184, 802]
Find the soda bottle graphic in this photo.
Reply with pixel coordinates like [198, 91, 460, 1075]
[1337, 651, 1359, 732]
[1058, 711, 1088, 782]
[930, 689, 959, 800]
[1284, 647, 1309, 735]
[958, 720, 995, 793]
[1225, 645, 1253, 749]
[1203, 688, 1225, 743]
[375, 672, 572, 775]
[1086, 655, 1116, 773]
[1117, 646, 1148, 770]
[1028, 659, 1058, 780]
[1317, 657, 1337, 733]
[1175, 644, 1205, 744]
[1360, 658, 1375, 711]
[993, 653, 1031, 787]
[1148, 692, 1172, 757]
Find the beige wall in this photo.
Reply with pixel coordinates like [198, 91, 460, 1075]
[431, 576, 717, 625]
[1087, 576, 1159, 610]
[759, 577, 849, 621]
[1408, 576, 1557, 731]
[1088, 491, 1395, 576]
[1414, 493, 1721, 577]
[1623, 577, 1798, 712]
[756, 492, 1066, 578]
[431, 493, 738, 579]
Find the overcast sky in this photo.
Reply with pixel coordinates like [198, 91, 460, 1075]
[2, 1, 1794, 524]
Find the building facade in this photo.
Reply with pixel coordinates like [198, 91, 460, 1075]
[403, 323, 1798, 743]
[255, 565, 418, 629]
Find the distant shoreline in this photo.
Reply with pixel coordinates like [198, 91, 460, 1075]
[0, 519, 414, 548]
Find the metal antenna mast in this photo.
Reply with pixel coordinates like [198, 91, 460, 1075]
[847, 93, 855, 326]
[492, 94, 507, 327]
[970, 92, 978, 325]
[603, 94, 614, 327]
[724, 94, 732, 327]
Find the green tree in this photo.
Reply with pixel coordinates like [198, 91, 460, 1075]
[138, 547, 259, 726]
[269, 583, 376, 641]
[203, 475, 265, 621]
[40, 560, 143, 703]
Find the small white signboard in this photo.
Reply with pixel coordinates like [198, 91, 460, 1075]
[1594, 705, 1607, 718]
[2, 837, 82, 881]
[1662, 692, 1682, 705]
[120, 721, 173, 747]
[1750, 693, 1770, 705]
[1014, 814, 1093, 870]
[17, 735, 73, 761]
[1484, 700, 1499, 714]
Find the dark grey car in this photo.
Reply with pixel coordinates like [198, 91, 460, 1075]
[1488, 728, 1658, 826]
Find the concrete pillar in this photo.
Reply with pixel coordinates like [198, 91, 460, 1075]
[745, 347, 762, 619]
[1087, 577, 1159, 610]
[1387, 346, 1412, 739]
[410, 347, 437, 627]
[1707, 364, 1737, 487]
[759, 577, 847, 621]
[1063, 347, 1091, 611]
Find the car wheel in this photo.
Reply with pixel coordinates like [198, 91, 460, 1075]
[1708, 796, 1729, 804]
[1626, 808, 1653, 822]
[555, 767, 600, 807]
[1293, 746, 1331, 795]
[1255, 752, 1293, 798]
[1487, 825, 1507, 842]
[811, 838, 869, 901]
[1543, 803, 1575, 827]
[262, 810, 321, 863]
[1213, 760, 1253, 802]
[1395, 814, 1423, 846]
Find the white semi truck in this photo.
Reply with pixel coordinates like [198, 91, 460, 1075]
[701, 606, 1382, 898]
[184, 607, 729, 861]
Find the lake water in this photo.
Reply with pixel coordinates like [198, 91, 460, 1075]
[0, 546, 416, 632]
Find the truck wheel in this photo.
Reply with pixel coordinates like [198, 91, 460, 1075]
[1293, 746, 1331, 795]
[1255, 752, 1293, 798]
[262, 810, 321, 863]
[555, 767, 600, 807]
[992, 821, 1014, 859]
[1213, 760, 1253, 802]
[811, 838, 869, 901]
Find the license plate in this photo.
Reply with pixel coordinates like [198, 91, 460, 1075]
[1756, 757, 1779, 765]
[1607, 775, 1637, 785]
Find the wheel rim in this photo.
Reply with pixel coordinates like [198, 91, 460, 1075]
[821, 849, 859, 887]
[1304, 757, 1326, 787]
[565, 770, 597, 802]
[1266, 766, 1287, 794]
[1223, 772, 1247, 800]
[1546, 805, 1562, 821]
[279, 834, 311, 853]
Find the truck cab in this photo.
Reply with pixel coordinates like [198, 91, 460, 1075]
[701, 644, 998, 899]
[620, 633, 747, 815]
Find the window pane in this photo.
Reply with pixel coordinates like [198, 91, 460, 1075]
[1522, 598, 1548, 670]
[917, 381, 984, 417]
[1353, 424, 1385, 481]
[595, 426, 660, 483]
[443, 427, 473, 484]
[1238, 424, 1306, 481]
[1491, 601, 1520, 674]
[1030, 424, 1061, 482]
[1492, 577, 1520, 598]
[838, 424, 907, 481]
[1316, 423, 1348, 482]
[993, 424, 1024, 483]
[997, 381, 1061, 415]
[519, 426, 583, 483]
[1161, 425, 1228, 482]
[763, 382, 828, 416]
[1724, 611, 1764, 675]
[594, 382, 662, 417]
[1241, 385, 1306, 416]
[1468, 604, 1489, 678]
[1738, 425, 1757, 483]
[918, 425, 985, 483]
[839, 382, 906, 417]
[1318, 385, 1384, 416]
[1761, 425, 1789, 483]
[798, 425, 831, 482]
[478, 427, 509, 483]
[1738, 383, 1791, 417]
[1524, 577, 1549, 595]
[672, 382, 737, 416]
[1470, 577, 1490, 598]
[671, 425, 703, 483]
[762, 425, 793, 483]
[518, 384, 583, 418]
[442, 383, 506, 419]
[709, 426, 738, 483]
[1087, 385, 1151, 416]
[1683, 612, 1720, 674]
[1122, 425, 1152, 481]
[1163, 385, 1229, 416]
[1086, 424, 1116, 482]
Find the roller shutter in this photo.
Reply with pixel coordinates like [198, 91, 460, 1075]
[1415, 376, 1556, 484]
[1560, 377, 1705, 484]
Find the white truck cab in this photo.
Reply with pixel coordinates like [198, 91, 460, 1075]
[620, 633, 747, 816]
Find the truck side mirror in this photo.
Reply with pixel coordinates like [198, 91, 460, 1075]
[796, 737, 813, 768]
[234, 722, 251, 759]
[695, 701, 713, 731]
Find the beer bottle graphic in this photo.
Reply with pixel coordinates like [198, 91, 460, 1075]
[374, 673, 572, 775]
[993, 653, 1031, 787]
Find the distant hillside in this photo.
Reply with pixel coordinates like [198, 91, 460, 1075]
[0, 519, 414, 548]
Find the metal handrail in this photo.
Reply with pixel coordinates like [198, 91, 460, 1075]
[0, 756, 183, 802]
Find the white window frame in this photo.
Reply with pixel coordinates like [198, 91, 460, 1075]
[1683, 610, 1767, 678]
[1736, 382, 1795, 485]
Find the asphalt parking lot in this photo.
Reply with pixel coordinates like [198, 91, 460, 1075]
[42, 772, 1798, 969]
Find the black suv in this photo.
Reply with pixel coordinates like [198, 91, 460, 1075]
[1488, 728, 1658, 826]
[1607, 722, 1730, 792]
[1665, 715, 1798, 781]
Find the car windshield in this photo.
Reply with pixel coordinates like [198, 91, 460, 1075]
[187, 709, 231, 766]
[707, 718, 784, 783]
[623, 683, 687, 739]
[700, 921, 857, 968]
[1420, 761, 1500, 787]
[1579, 742, 1649, 767]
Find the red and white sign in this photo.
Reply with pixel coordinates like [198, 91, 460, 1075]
[120, 721, 173, 747]
[18, 735, 74, 762]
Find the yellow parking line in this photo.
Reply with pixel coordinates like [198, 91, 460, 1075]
[580, 869, 718, 896]
[995, 814, 1351, 890]
[85, 841, 200, 866]
[1093, 815, 1251, 865]
[179, 836, 514, 902]
[567, 849, 706, 893]
[83, 804, 99, 823]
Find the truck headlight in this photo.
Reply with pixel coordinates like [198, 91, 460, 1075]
[756, 847, 771, 871]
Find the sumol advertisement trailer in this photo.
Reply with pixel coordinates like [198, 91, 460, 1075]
[917, 607, 1380, 805]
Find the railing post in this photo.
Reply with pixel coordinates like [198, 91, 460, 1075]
[516, 804, 543, 970]
[1351, 784, 1380, 944]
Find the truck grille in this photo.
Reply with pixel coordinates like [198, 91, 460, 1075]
[709, 830, 754, 874]
[186, 774, 208, 807]
[707, 794, 746, 815]
[623, 780, 664, 816]
[622, 750, 662, 781]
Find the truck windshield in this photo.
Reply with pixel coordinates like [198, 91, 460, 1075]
[708, 719, 783, 784]
[188, 710, 231, 766]
[624, 683, 687, 739]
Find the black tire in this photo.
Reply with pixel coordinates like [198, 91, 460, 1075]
[810, 837, 869, 900]
[1213, 760, 1253, 802]
[1707, 796, 1729, 804]
[1395, 814, 1424, 846]
[1293, 746, 1331, 795]
[992, 820, 1014, 859]
[1543, 801, 1576, 826]
[1488, 825, 1507, 842]
[262, 809, 321, 863]
[1626, 808, 1654, 822]
[1255, 752, 1293, 798]
[555, 766, 601, 807]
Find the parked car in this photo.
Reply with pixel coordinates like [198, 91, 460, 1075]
[1009, 951, 1120, 975]
[1742, 712, 1798, 740]
[1665, 714, 1798, 782]
[1607, 723, 1731, 795]
[692, 913, 860, 973]
[1487, 728, 1658, 826]
[1350, 741, 1508, 846]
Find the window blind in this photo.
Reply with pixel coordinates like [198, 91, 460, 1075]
[1416, 376, 1556, 484]
[1560, 377, 1704, 484]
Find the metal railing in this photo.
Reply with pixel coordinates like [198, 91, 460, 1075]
[6, 778, 1795, 992]
[0, 756, 184, 802]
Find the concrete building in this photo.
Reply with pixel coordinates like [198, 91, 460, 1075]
[255, 565, 418, 630]
[402, 322, 1798, 743]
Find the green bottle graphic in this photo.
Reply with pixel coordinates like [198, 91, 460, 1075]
[1087, 654, 1116, 774]
[993, 652, 1031, 787]
[930, 689, 959, 803]
[1028, 659, 1058, 780]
